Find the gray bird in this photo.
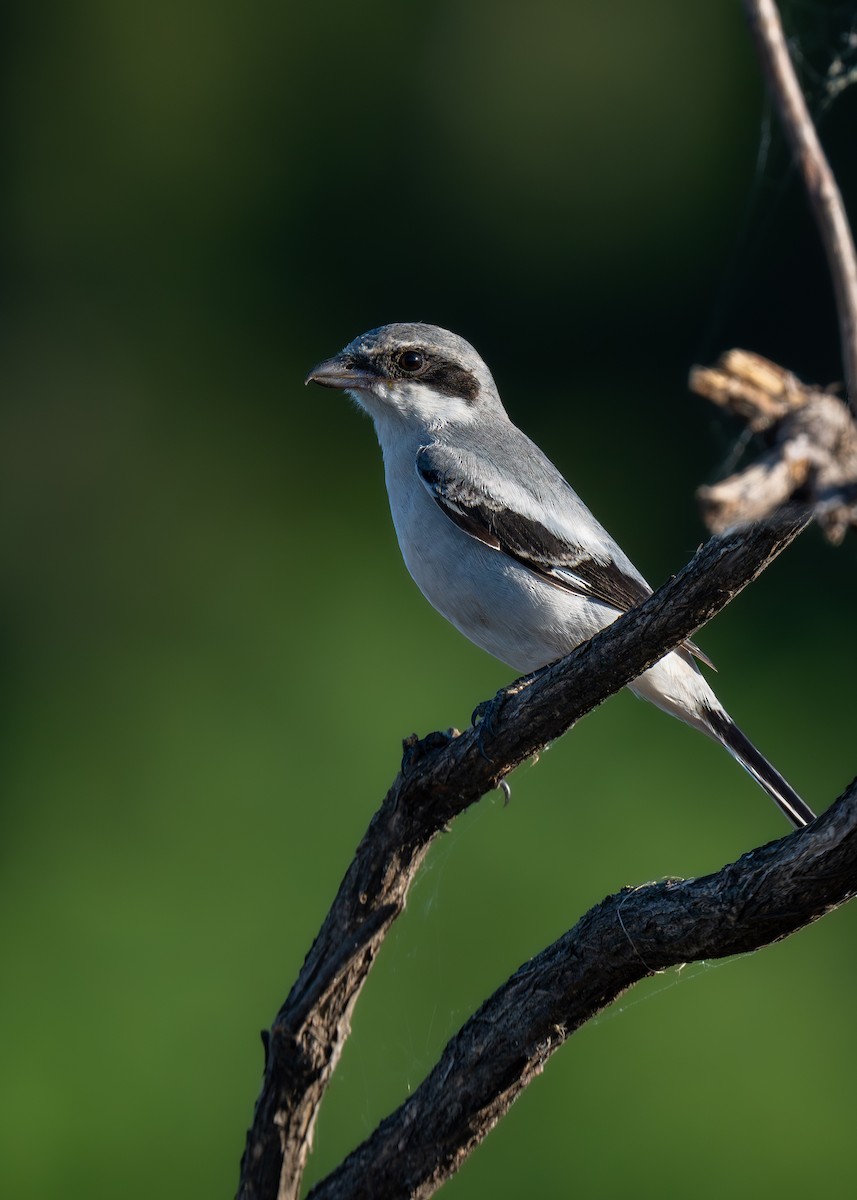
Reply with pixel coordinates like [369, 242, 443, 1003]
[306, 322, 813, 828]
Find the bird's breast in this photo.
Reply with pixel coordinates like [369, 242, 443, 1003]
[380, 446, 611, 672]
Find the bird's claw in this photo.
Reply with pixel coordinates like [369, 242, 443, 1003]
[472, 694, 504, 762]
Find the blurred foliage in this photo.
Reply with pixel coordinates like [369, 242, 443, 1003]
[1, 2, 856, 1197]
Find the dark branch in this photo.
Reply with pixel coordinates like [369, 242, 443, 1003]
[236, 510, 809, 1200]
[309, 777, 857, 1200]
[743, 0, 857, 409]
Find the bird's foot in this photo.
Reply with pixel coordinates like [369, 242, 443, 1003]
[472, 671, 541, 762]
[471, 693, 505, 762]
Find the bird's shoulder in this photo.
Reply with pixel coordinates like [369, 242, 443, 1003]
[415, 426, 653, 614]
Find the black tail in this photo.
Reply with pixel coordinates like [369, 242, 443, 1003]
[706, 709, 815, 829]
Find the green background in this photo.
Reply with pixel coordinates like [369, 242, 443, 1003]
[2, 2, 855, 1196]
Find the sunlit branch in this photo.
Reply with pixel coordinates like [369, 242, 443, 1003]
[743, 0, 857, 409]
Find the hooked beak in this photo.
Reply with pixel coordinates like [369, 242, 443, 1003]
[304, 354, 377, 390]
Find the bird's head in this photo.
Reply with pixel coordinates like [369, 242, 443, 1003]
[305, 323, 504, 432]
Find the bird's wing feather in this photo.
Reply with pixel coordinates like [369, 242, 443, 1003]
[416, 443, 650, 610]
[416, 441, 714, 668]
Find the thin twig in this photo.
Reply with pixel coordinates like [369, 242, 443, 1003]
[743, 0, 857, 409]
[236, 511, 809, 1200]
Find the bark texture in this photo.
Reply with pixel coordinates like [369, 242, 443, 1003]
[237, 513, 811, 1200]
[309, 776, 857, 1199]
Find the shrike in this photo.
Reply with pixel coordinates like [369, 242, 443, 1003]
[306, 322, 813, 828]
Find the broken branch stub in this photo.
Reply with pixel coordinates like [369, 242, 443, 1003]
[691, 350, 857, 544]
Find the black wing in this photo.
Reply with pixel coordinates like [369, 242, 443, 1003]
[416, 445, 715, 668]
[416, 448, 650, 611]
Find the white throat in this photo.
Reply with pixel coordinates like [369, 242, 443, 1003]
[347, 380, 480, 437]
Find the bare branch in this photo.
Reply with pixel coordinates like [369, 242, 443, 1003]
[234, 10, 857, 1200]
[690, 350, 807, 433]
[743, 0, 857, 408]
[236, 511, 809, 1200]
[309, 777, 857, 1200]
[691, 351, 857, 542]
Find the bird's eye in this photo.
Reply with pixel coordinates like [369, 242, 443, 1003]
[397, 350, 425, 374]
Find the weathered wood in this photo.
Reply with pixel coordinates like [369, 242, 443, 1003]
[236, 512, 809, 1200]
[691, 352, 857, 543]
[308, 776, 857, 1200]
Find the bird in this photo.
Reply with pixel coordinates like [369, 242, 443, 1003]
[306, 322, 814, 828]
